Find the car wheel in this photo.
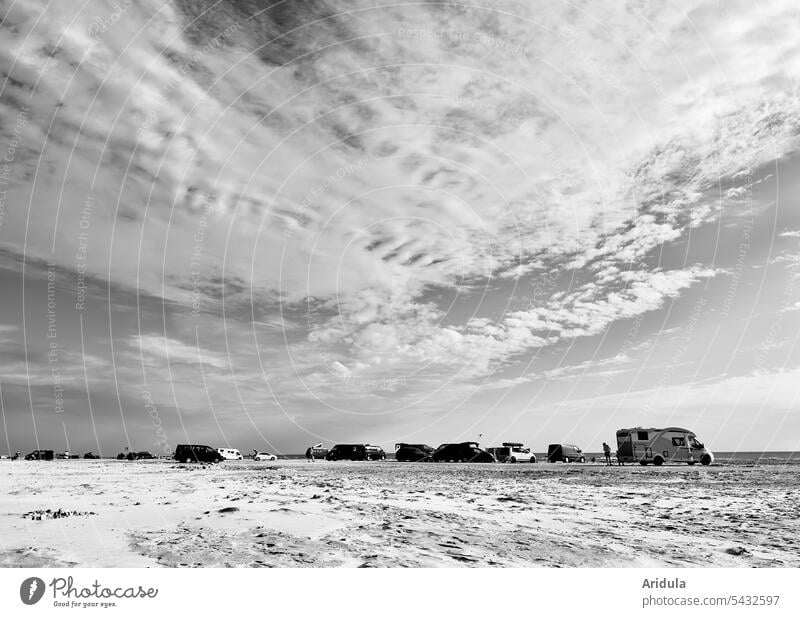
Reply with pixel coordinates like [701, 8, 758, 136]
[509, 457, 517, 464]
[530, 457, 537, 463]
[579, 456, 586, 463]
[700, 454, 712, 466]
[653, 456, 664, 466]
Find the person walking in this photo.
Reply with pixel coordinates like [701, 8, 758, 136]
[305, 446, 314, 462]
[602, 442, 612, 466]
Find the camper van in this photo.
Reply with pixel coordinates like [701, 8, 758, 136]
[217, 448, 243, 460]
[616, 427, 714, 466]
[486, 443, 537, 463]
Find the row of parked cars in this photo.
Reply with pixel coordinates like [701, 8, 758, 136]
[21, 442, 575, 464]
[15, 427, 715, 467]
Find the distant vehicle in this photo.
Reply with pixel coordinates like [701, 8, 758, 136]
[432, 442, 496, 463]
[395, 443, 434, 462]
[365, 445, 387, 460]
[127, 451, 156, 460]
[306, 446, 329, 459]
[217, 448, 243, 460]
[253, 451, 277, 461]
[174, 444, 224, 464]
[547, 444, 586, 463]
[25, 450, 54, 461]
[325, 444, 386, 461]
[486, 442, 537, 463]
[83, 452, 100, 459]
[616, 427, 714, 466]
[55, 451, 70, 460]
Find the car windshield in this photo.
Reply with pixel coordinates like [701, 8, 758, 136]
[690, 438, 704, 449]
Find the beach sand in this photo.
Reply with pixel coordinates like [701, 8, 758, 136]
[1, 460, 797, 567]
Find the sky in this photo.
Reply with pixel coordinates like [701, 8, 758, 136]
[1, 0, 799, 456]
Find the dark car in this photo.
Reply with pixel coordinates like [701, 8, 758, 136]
[395, 443, 434, 462]
[25, 450, 54, 461]
[325, 444, 386, 461]
[547, 443, 586, 463]
[174, 444, 224, 464]
[126, 450, 157, 461]
[83, 452, 100, 459]
[432, 442, 496, 463]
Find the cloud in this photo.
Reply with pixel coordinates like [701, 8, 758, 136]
[130, 334, 229, 370]
[2, 0, 799, 406]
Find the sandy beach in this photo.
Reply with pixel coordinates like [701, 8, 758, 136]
[1, 460, 798, 568]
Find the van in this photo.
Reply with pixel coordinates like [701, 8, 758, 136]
[486, 442, 537, 463]
[325, 444, 386, 461]
[174, 444, 224, 464]
[616, 427, 714, 466]
[547, 444, 585, 463]
[217, 448, 243, 460]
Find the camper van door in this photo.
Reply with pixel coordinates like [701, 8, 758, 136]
[669, 433, 691, 462]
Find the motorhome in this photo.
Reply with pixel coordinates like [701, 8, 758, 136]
[217, 448, 243, 460]
[615, 427, 714, 466]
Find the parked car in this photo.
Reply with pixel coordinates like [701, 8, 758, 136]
[325, 444, 386, 461]
[253, 451, 277, 461]
[55, 451, 71, 460]
[217, 448, 243, 460]
[432, 442, 496, 463]
[395, 443, 434, 462]
[25, 450, 54, 461]
[486, 442, 537, 463]
[547, 444, 586, 463]
[127, 451, 156, 460]
[83, 452, 100, 459]
[174, 444, 224, 464]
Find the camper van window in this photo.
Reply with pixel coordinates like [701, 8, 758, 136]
[672, 437, 686, 446]
[690, 438, 704, 449]
[637, 431, 648, 440]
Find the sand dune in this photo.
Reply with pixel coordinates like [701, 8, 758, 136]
[1, 460, 797, 567]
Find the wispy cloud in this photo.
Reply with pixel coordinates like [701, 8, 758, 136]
[130, 334, 229, 370]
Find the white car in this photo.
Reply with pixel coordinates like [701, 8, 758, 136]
[253, 451, 277, 461]
[217, 448, 243, 460]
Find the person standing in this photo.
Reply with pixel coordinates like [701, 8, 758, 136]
[602, 442, 612, 466]
[305, 446, 314, 462]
